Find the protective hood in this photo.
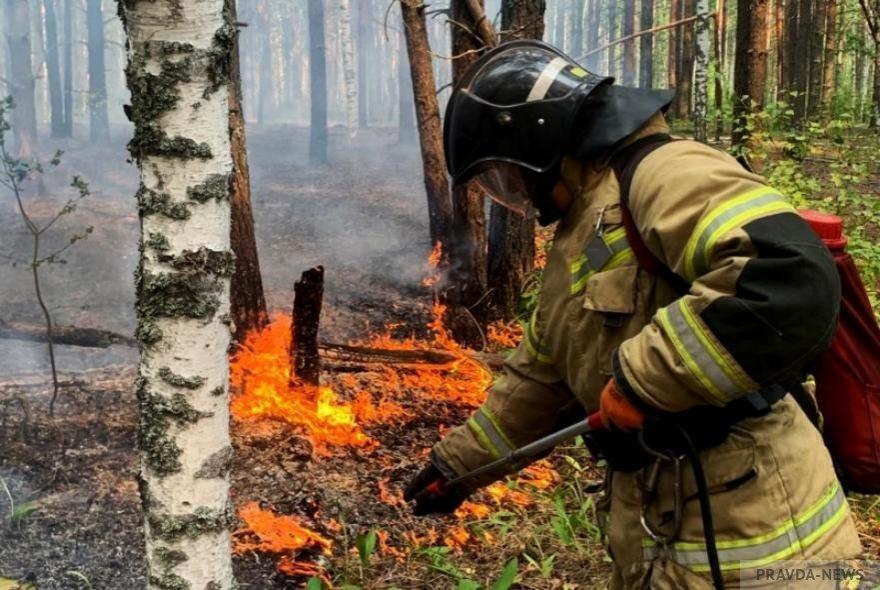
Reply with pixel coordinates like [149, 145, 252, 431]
[570, 85, 676, 161]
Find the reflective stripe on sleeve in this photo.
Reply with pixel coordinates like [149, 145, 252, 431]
[683, 188, 796, 280]
[570, 227, 634, 295]
[656, 299, 755, 403]
[525, 308, 553, 363]
[642, 482, 850, 572]
[467, 407, 515, 459]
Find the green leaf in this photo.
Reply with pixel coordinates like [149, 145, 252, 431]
[356, 528, 378, 567]
[491, 558, 518, 590]
[456, 580, 481, 590]
[306, 577, 324, 590]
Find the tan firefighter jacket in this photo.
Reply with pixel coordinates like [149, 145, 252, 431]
[433, 114, 862, 587]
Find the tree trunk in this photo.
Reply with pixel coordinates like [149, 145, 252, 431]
[62, 0, 73, 137]
[573, 0, 586, 56]
[86, 0, 110, 142]
[732, 0, 770, 149]
[622, 0, 637, 85]
[401, 0, 454, 248]
[607, 0, 618, 76]
[807, 0, 827, 119]
[676, 0, 696, 118]
[774, 0, 784, 101]
[792, 0, 812, 122]
[309, 0, 329, 163]
[339, 0, 358, 134]
[693, 0, 711, 141]
[4, 0, 38, 158]
[485, 0, 545, 321]
[356, 0, 371, 128]
[782, 0, 798, 100]
[586, 0, 602, 71]
[446, 0, 490, 347]
[229, 1, 267, 343]
[667, 0, 680, 99]
[873, 51, 880, 128]
[820, 0, 837, 118]
[290, 266, 324, 386]
[257, 15, 273, 125]
[398, 23, 417, 144]
[714, 0, 726, 139]
[120, 0, 235, 586]
[43, 0, 65, 138]
[639, 0, 654, 87]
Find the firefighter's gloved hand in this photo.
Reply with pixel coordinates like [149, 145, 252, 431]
[599, 379, 645, 432]
[404, 462, 471, 516]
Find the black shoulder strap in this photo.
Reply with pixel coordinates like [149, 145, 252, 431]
[609, 134, 691, 297]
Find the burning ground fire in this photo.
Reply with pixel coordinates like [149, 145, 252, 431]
[230, 244, 559, 580]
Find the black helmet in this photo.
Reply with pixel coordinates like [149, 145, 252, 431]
[444, 40, 674, 219]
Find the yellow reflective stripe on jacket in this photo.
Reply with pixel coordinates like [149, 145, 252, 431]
[684, 188, 796, 281]
[467, 407, 515, 459]
[642, 482, 849, 572]
[525, 309, 553, 363]
[657, 299, 755, 403]
[570, 227, 634, 294]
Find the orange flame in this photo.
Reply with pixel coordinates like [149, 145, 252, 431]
[234, 502, 331, 555]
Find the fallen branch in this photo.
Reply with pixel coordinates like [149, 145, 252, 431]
[0, 321, 135, 348]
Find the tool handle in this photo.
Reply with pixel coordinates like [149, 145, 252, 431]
[446, 412, 603, 486]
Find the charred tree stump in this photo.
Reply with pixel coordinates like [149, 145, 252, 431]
[290, 266, 324, 387]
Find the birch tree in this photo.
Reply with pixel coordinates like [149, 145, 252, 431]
[338, 0, 358, 134]
[119, 0, 235, 587]
[693, 0, 711, 141]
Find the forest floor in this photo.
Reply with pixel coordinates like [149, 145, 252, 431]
[0, 124, 879, 590]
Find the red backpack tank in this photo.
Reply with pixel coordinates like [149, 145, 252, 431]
[800, 210, 880, 493]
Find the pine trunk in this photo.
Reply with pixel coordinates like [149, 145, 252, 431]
[86, 0, 110, 142]
[693, 0, 711, 141]
[782, 0, 798, 99]
[774, 0, 784, 101]
[44, 0, 65, 138]
[308, 0, 328, 162]
[714, 0, 726, 139]
[676, 0, 695, 118]
[732, 0, 770, 149]
[119, 0, 235, 586]
[229, 0, 267, 342]
[607, 0, 618, 76]
[820, 0, 837, 118]
[667, 0, 680, 99]
[586, 0, 602, 71]
[401, 0, 454, 248]
[4, 0, 38, 158]
[639, 0, 654, 87]
[807, 0, 827, 119]
[357, 0, 371, 128]
[62, 0, 73, 137]
[792, 0, 812, 121]
[257, 19, 272, 124]
[446, 0, 489, 347]
[339, 0, 358, 134]
[487, 0, 544, 320]
[622, 0, 637, 85]
[873, 51, 880, 128]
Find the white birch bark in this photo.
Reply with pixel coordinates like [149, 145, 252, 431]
[119, 0, 235, 587]
[694, 0, 711, 142]
[338, 0, 358, 135]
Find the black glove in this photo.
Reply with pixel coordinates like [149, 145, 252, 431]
[403, 462, 472, 516]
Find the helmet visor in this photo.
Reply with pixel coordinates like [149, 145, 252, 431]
[471, 162, 538, 218]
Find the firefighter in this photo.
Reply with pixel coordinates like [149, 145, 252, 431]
[404, 41, 862, 589]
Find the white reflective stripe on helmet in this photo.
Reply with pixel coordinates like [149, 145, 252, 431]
[526, 57, 569, 102]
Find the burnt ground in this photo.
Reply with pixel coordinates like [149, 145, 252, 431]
[0, 124, 450, 589]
